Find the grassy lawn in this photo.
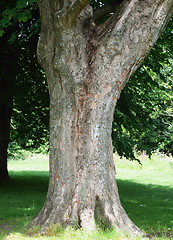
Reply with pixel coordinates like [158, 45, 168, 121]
[0, 153, 172, 239]
[115, 153, 173, 237]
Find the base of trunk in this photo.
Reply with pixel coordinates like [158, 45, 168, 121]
[30, 208, 142, 237]
[29, 177, 142, 236]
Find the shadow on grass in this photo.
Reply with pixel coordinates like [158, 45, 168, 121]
[0, 171, 49, 239]
[117, 179, 173, 234]
[0, 171, 172, 238]
[0, 171, 49, 221]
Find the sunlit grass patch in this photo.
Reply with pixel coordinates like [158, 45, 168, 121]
[114, 151, 173, 186]
[3, 227, 149, 240]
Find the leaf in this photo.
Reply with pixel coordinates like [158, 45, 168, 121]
[2, 9, 15, 20]
[16, 0, 28, 9]
[27, 0, 38, 4]
[17, 11, 32, 22]
[16, 0, 37, 9]
[0, 16, 12, 28]
[0, 30, 5, 37]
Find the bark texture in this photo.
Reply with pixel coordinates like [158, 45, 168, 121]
[32, 0, 173, 235]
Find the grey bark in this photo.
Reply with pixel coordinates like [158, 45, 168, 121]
[31, 0, 173, 235]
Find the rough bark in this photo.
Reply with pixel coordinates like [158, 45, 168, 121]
[31, 0, 173, 235]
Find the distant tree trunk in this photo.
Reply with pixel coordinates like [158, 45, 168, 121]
[31, 0, 173, 235]
[0, 36, 17, 181]
[0, 78, 13, 181]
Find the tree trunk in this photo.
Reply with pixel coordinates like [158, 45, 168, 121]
[31, 65, 141, 234]
[31, 67, 141, 234]
[0, 78, 13, 182]
[31, 0, 173, 235]
[0, 31, 17, 182]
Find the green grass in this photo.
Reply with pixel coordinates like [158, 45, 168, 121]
[115, 152, 173, 236]
[0, 152, 172, 239]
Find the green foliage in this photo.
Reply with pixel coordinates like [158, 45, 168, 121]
[0, 1, 49, 157]
[112, 19, 173, 159]
[0, 0, 39, 43]
[10, 40, 49, 151]
[0, 1, 38, 29]
[0, 29, 4, 36]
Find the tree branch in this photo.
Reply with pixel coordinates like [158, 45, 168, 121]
[66, 0, 89, 26]
[96, 0, 173, 55]
[93, 0, 173, 97]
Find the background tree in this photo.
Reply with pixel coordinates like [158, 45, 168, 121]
[0, 0, 49, 181]
[0, 1, 19, 181]
[0, 38, 16, 181]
